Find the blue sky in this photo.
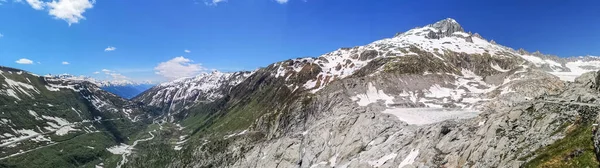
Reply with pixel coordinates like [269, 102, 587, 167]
[2, 0, 600, 82]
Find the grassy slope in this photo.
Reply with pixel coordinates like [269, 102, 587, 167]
[0, 68, 149, 168]
[124, 123, 179, 168]
[524, 122, 599, 167]
[0, 132, 118, 168]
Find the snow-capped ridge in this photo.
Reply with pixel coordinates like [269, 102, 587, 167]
[269, 17, 600, 95]
[134, 70, 254, 121]
[158, 70, 250, 87]
[49, 73, 152, 87]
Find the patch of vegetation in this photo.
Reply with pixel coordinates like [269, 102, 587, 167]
[523, 123, 599, 168]
[0, 132, 118, 168]
[126, 141, 178, 168]
[125, 125, 178, 168]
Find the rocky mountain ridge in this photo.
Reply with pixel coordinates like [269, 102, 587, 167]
[133, 18, 600, 168]
[137, 19, 600, 119]
[133, 70, 253, 121]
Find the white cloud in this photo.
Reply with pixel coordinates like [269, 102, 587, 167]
[154, 56, 205, 80]
[0, 33, 3, 38]
[184, 49, 191, 53]
[109, 73, 127, 80]
[104, 46, 116, 52]
[26, 0, 44, 10]
[275, 0, 288, 4]
[205, 0, 226, 6]
[97, 69, 129, 80]
[46, 0, 95, 25]
[62, 61, 69, 65]
[23, 0, 94, 25]
[101, 69, 111, 74]
[15, 58, 34, 64]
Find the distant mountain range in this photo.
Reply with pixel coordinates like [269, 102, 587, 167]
[100, 84, 154, 99]
[51, 74, 155, 99]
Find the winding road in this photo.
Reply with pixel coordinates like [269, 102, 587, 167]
[116, 129, 157, 168]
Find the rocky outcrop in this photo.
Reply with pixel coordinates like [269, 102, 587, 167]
[426, 18, 465, 38]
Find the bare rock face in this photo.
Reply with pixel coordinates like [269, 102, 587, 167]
[359, 50, 379, 61]
[224, 67, 582, 168]
[426, 18, 465, 38]
[472, 33, 483, 39]
[169, 48, 583, 167]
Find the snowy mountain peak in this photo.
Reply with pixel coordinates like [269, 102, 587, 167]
[425, 18, 464, 35]
[395, 18, 469, 39]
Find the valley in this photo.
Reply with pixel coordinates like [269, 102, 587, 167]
[4, 18, 600, 167]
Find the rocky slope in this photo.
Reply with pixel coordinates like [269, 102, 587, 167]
[121, 18, 600, 168]
[0, 66, 156, 167]
[133, 70, 253, 121]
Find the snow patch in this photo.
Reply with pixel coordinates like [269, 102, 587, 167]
[398, 149, 419, 168]
[519, 55, 562, 68]
[351, 83, 394, 106]
[3, 89, 21, 100]
[329, 153, 339, 167]
[174, 135, 188, 151]
[28, 110, 42, 120]
[491, 63, 510, 72]
[45, 83, 81, 92]
[224, 130, 248, 139]
[549, 60, 600, 82]
[309, 161, 328, 168]
[106, 143, 131, 155]
[478, 120, 486, 126]
[55, 125, 78, 136]
[368, 153, 397, 167]
[383, 108, 479, 125]
[41, 115, 77, 136]
[2, 78, 40, 99]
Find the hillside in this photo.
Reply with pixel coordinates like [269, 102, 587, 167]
[0, 66, 158, 167]
[120, 18, 600, 167]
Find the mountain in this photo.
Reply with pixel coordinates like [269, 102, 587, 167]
[0, 66, 158, 167]
[5, 18, 600, 168]
[122, 18, 600, 167]
[133, 70, 253, 121]
[52, 74, 155, 99]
